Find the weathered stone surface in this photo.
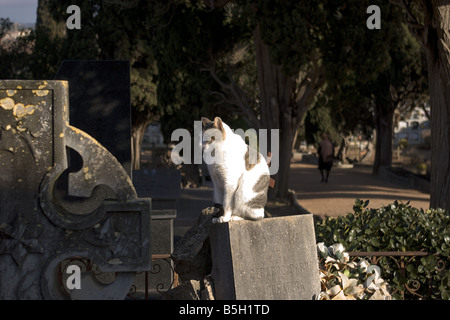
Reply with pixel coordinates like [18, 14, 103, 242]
[201, 276, 215, 300]
[0, 80, 151, 299]
[171, 207, 218, 282]
[210, 215, 321, 300]
[69, 272, 136, 300]
[161, 279, 201, 300]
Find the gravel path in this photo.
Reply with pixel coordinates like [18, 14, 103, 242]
[288, 161, 430, 219]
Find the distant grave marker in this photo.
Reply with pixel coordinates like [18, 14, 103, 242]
[133, 168, 181, 295]
[55, 60, 132, 177]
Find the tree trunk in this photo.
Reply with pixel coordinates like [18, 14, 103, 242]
[421, 2, 450, 211]
[373, 101, 395, 175]
[428, 66, 450, 211]
[131, 125, 145, 170]
[425, 37, 450, 211]
[273, 117, 296, 198]
[391, 0, 450, 211]
[131, 109, 154, 170]
[253, 26, 323, 199]
[336, 138, 347, 163]
[254, 26, 296, 199]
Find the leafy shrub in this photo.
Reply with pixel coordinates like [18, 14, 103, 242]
[315, 199, 450, 299]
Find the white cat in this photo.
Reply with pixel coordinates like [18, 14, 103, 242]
[201, 117, 270, 223]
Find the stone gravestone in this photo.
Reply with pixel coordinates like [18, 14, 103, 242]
[0, 80, 151, 299]
[133, 168, 180, 296]
[54, 60, 132, 177]
[209, 215, 320, 300]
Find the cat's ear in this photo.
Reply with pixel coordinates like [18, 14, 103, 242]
[214, 117, 226, 140]
[201, 117, 212, 127]
[214, 117, 225, 129]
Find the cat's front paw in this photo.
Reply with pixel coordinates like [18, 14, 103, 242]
[212, 216, 230, 224]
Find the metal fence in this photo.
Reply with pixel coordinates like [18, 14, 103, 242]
[60, 251, 449, 300]
[348, 251, 449, 299]
[127, 254, 178, 300]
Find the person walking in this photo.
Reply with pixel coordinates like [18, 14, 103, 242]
[318, 132, 334, 183]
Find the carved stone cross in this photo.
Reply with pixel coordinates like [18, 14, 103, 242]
[0, 80, 151, 299]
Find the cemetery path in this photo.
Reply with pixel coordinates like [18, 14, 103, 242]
[174, 154, 430, 236]
[289, 160, 430, 219]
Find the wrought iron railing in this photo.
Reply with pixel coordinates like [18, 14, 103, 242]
[127, 254, 178, 300]
[348, 251, 449, 300]
[58, 254, 179, 300]
[59, 251, 449, 300]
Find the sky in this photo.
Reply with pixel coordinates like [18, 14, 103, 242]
[0, 0, 38, 24]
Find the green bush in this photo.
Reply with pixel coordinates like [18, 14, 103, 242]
[315, 199, 450, 300]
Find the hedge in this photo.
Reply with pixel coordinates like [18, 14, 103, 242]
[314, 199, 450, 299]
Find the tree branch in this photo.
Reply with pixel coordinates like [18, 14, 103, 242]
[294, 58, 325, 123]
[210, 90, 235, 106]
[204, 65, 260, 128]
[390, 0, 425, 39]
[391, 0, 419, 24]
[203, 0, 234, 11]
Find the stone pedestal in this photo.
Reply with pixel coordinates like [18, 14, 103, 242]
[210, 215, 320, 300]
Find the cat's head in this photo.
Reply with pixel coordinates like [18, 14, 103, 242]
[201, 117, 227, 144]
